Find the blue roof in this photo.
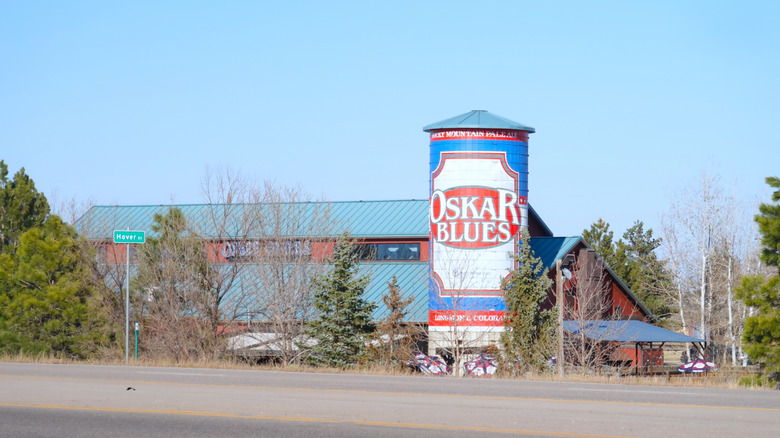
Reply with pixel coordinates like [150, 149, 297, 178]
[563, 320, 705, 343]
[423, 110, 535, 133]
[528, 237, 582, 269]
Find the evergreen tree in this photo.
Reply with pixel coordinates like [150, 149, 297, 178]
[500, 228, 555, 373]
[303, 233, 376, 367]
[582, 218, 616, 267]
[736, 275, 779, 378]
[583, 219, 675, 320]
[614, 221, 674, 320]
[586, 221, 674, 320]
[737, 177, 780, 380]
[756, 176, 780, 268]
[0, 216, 114, 358]
[0, 160, 50, 252]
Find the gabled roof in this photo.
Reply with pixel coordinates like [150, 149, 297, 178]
[423, 110, 535, 133]
[529, 236, 655, 321]
[529, 205, 554, 237]
[563, 320, 705, 343]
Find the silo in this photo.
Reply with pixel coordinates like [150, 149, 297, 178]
[423, 110, 535, 350]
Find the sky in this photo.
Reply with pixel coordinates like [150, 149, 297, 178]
[1, 1, 778, 238]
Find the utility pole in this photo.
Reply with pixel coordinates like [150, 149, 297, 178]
[556, 258, 564, 377]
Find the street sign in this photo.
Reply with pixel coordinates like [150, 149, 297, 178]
[114, 229, 145, 365]
[113, 230, 146, 244]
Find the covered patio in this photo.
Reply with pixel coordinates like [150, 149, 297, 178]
[562, 320, 707, 374]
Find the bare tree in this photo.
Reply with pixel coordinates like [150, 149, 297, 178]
[718, 193, 745, 366]
[242, 181, 333, 365]
[564, 249, 623, 372]
[659, 216, 696, 361]
[429, 245, 497, 376]
[372, 275, 420, 368]
[133, 208, 221, 361]
[52, 195, 97, 226]
[666, 171, 727, 342]
[198, 168, 266, 338]
[662, 172, 766, 364]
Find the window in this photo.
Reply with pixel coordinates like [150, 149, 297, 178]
[353, 243, 420, 261]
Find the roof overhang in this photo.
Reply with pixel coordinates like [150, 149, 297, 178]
[563, 320, 705, 343]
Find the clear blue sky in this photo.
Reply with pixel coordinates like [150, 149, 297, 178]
[2, 1, 778, 237]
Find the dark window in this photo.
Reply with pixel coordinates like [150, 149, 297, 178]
[353, 243, 420, 261]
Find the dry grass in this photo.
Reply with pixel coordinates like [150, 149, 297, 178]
[0, 353, 768, 390]
[0, 352, 417, 376]
[518, 370, 761, 390]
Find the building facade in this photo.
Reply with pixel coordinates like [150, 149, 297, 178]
[75, 110, 659, 365]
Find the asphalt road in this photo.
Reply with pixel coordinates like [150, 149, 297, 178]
[1, 362, 778, 437]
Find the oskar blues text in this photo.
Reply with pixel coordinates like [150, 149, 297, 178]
[429, 187, 525, 248]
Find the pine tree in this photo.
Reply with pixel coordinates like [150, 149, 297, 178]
[0, 216, 113, 358]
[582, 218, 616, 267]
[614, 221, 674, 321]
[500, 229, 554, 373]
[756, 176, 780, 268]
[584, 218, 675, 321]
[0, 160, 50, 252]
[303, 233, 376, 367]
[0, 163, 114, 358]
[737, 177, 780, 380]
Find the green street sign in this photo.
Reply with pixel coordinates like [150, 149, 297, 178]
[113, 230, 146, 244]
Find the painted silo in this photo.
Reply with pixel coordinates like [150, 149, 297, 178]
[423, 110, 535, 335]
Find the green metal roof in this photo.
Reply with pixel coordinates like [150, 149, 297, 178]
[528, 236, 582, 269]
[164, 261, 429, 323]
[76, 200, 552, 241]
[75, 200, 430, 241]
[423, 110, 535, 133]
[359, 262, 428, 322]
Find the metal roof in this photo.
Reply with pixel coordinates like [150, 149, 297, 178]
[528, 237, 582, 269]
[359, 262, 429, 322]
[75, 200, 430, 240]
[174, 261, 429, 323]
[76, 200, 552, 241]
[563, 320, 705, 343]
[423, 110, 535, 133]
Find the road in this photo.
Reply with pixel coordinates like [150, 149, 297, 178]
[1, 362, 778, 437]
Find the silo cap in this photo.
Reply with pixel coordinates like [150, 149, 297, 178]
[423, 110, 535, 133]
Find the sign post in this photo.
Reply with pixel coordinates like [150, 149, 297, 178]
[114, 230, 145, 365]
[134, 321, 140, 362]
